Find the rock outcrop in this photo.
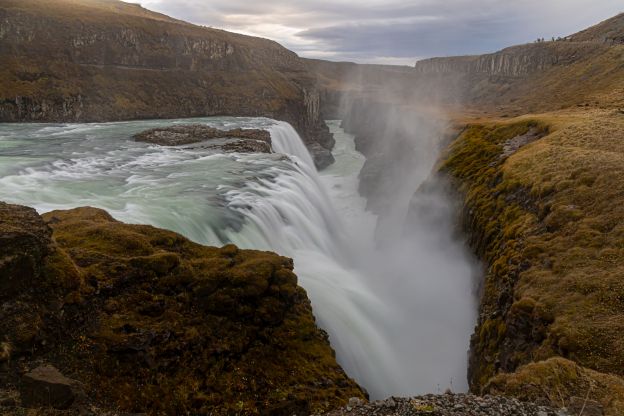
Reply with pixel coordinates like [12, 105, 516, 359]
[134, 125, 272, 153]
[0, 0, 334, 168]
[0, 202, 365, 414]
[20, 365, 83, 410]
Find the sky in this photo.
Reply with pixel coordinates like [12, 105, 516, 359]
[128, 0, 622, 65]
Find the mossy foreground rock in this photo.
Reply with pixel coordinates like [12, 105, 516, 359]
[0, 203, 364, 414]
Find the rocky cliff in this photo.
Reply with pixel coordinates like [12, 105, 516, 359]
[0, 202, 365, 414]
[440, 113, 624, 415]
[411, 34, 624, 115]
[413, 42, 599, 77]
[0, 0, 334, 168]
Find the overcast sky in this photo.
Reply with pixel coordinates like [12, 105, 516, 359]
[129, 0, 622, 65]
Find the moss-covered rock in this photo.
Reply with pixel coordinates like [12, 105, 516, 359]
[440, 111, 624, 415]
[0, 204, 365, 415]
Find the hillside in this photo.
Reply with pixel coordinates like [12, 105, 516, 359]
[439, 110, 624, 415]
[0, 0, 335, 167]
[569, 13, 624, 44]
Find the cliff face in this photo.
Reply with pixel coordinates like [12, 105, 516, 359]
[0, 202, 365, 414]
[413, 42, 599, 77]
[411, 38, 624, 115]
[0, 0, 334, 167]
[440, 113, 624, 415]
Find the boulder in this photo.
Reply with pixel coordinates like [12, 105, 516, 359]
[20, 365, 81, 409]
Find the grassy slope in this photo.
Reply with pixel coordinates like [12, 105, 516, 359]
[440, 109, 624, 414]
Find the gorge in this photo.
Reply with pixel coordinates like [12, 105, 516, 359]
[2, 0, 624, 415]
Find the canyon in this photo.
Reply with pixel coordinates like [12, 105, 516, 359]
[2, 1, 624, 415]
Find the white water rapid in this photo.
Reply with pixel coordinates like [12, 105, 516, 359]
[0, 117, 477, 398]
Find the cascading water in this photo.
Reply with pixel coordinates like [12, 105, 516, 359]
[0, 117, 477, 398]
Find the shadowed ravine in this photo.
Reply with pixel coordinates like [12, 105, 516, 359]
[0, 117, 477, 398]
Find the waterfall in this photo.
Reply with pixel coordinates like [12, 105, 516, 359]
[0, 117, 477, 399]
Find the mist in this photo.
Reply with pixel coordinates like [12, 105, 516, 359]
[318, 68, 481, 396]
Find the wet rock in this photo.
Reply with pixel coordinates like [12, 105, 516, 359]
[20, 365, 82, 409]
[134, 125, 272, 152]
[308, 142, 335, 170]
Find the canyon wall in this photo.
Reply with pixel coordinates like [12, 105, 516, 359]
[413, 42, 599, 77]
[440, 115, 624, 415]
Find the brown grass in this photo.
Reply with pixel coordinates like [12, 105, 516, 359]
[441, 108, 624, 415]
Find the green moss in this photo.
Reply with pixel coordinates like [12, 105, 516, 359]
[441, 120, 556, 387]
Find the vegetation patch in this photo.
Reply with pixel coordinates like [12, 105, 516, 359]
[441, 110, 624, 414]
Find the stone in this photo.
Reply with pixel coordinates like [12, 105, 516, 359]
[348, 397, 364, 407]
[323, 394, 570, 416]
[19, 365, 81, 410]
[0, 202, 52, 300]
[133, 125, 272, 153]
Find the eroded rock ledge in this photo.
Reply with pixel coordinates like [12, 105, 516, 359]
[0, 202, 365, 415]
[134, 124, 272, 153]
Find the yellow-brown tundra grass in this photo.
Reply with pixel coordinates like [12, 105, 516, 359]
[440, 108, 624, 415]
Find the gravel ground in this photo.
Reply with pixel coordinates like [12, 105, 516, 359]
[322, 394, 571, 416]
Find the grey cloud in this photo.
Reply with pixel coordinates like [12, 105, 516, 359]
[136, 0, 623, 64]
